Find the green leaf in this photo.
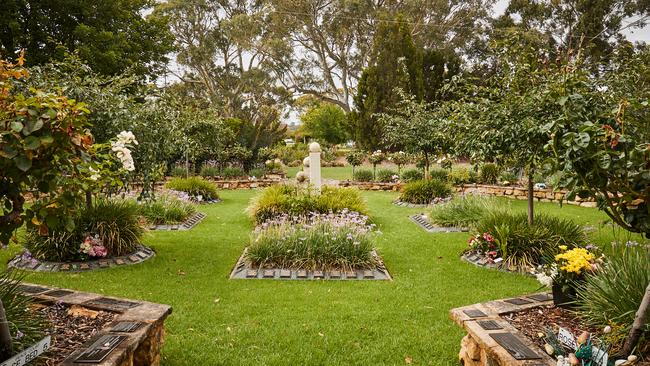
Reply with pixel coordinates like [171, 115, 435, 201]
[575, 133, 590, 148]
[10, 121, 23, 132]
[598, 153, 611, 169]
[24, 136, 41, 150]
[0, 145, 17, 159]
[40, 135, 54, 145]
[14, 155, 32, 171]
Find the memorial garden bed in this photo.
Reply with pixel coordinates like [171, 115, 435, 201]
[8, 245, 155, 272]
[14, 283, 171, 366]
[146, 212, 206, 231]
[409, 213, 469, 233]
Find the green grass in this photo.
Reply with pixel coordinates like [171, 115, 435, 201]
[3, 191, 634, 365]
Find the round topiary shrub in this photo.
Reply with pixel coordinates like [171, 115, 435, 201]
[399, 179, 452, 204]
[353, 169, 374, 182]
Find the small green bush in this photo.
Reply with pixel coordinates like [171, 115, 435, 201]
[353, 169, 374, 182]
[499, 170, 518, 184]
[249, 168, 265, 179]
[430, 196, 502, 228]
[401, 168, 424, 182]
[376, 169, 398, 183]
[448, 166, 474, 185]
[479, 163, 500, 184]
[575, 244, 649, 347]
[399, 179, 452, 204]
[246, 185, 368, 224]
[475, 211, 587, 268]
[246, 212, 377, 270]
[199, 164, 220, 178]
[429, 168, 449, 182]
[26, 199, 144, 261]
[221, 167, 245, 179]
[170, 165, 187, 177]
[138, 196, 197, 225]
[166, 177, 220, 200]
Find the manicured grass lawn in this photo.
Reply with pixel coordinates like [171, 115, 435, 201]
[287, 165, 354, 181]
[0, 191, 626, 365]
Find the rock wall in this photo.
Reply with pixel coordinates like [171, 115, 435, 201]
[338, 181, 402, 191]
[454, 184, 596, 207]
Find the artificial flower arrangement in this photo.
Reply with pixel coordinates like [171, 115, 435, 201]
[541, 327, 638, 366]
[467, 232, 500, 262]
[79, 234, 108, 260]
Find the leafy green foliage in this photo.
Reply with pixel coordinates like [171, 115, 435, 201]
[575, 245, 649, 345]
[199, 164, 220, 178]
[475, 211, 587, 268]
[400, 168, 424, 182]
[430, 196, 502, 228]
[399, 179, 452, 204]
[165, 177, 220, 201]
[0, 271, 47, 353]
[479, 163, 500, 185]
[299, 103, 348, 145]
[353, 169, 374, 182]
[138, 196, 196, 225]
[448, 166, 476, 185]
[26, 199, 144, 260]
[221, 167, 245, 179]
[170, 165, 188, 177]
[246, 185, 368, 224]
[0, 0, 174, 77]
[499, 170, 519, 184]
[428, 169, 449, 182]
[375, 169, 397, 183]
[246, 213, 377, 270]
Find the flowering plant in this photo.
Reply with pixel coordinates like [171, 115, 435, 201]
[467, 232, 500, 261]
[79, 234, 108, 259]
[534, 245, 601, 290]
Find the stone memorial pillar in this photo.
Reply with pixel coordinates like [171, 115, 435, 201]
[302, 156, 310, 174]
[309, 142, 322, 193]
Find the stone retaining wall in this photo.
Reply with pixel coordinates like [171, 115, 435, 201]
[338, 181, 402, 191]
[208, 179, 284, 189]
[455, 184, 596, 207]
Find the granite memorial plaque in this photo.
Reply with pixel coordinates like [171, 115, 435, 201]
[463, 309, 487, 318]
[504, 298, 533, 305]
[74, 334, 127, 363]
[44, 289, 73, 298]
[527, 293, 553, 302]
[490, 333, 541, 360]
[83, 297, 139, 312]
[111, 321, 143, 333]
[478, 320, 503, 330]
[17, 285, 48, 294]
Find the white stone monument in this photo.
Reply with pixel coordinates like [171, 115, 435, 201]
[308, 142, 322, 192]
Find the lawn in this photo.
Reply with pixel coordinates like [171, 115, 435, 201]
[0, 191, 623, 365]
[287, 165, 354, 181]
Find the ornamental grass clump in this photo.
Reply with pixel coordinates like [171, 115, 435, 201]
[246, 210, 378, 270]
[430, 195, 502, 229]
[247, 185, 369, 224]
[165, 176, 219, 201]
[138, 195, 196, 225]
[399, 179, 452, 204]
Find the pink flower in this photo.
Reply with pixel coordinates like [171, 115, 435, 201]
[483, 233, 494, 242]
[92, 245, 108, 258]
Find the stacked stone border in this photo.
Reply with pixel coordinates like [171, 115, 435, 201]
[17, 283, 171, 366]
[455, 184, 596, 207]
[148, 212, 207, 231]
[450, 293, 556, 366]
[8, 245, 155, 272]
[207, 179, 284, 189]
[339, 181, 402, 191]
[229, 248, 392, 280]
[409, 214, 469, 233]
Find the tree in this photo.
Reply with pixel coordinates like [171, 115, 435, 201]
[349, 15, 424, 150]
[381, 92, 451, 180]
[545, 45, 650, 237]
[346, 151, 365, 178]
[450, 31, 561, 225]
[422, 49, 461, 103]
[299, 103, 348, 145]
[0, 0, 173, 77]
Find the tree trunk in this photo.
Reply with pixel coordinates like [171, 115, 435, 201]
[622, 281, 650, 356]
[0, 299, 13, 361]
[424, 153, 430, 180]
[85, 191, 92, 210]
[527, 170, 534, 226]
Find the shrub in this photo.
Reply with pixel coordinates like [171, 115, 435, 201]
[170, 165, 187, 177]
[0, 271, 47, 353]
[138, 196, 196, 225]
[401, 168, 424, 182]
[26, 199, 144, 261]
[479, 163, 500, 184]
[430, 196, 502, 228]
[199, 164, 220, 178]
[221, 167, 245, 179]
[249, 168, 265, 179]
[499, 170, 519, 184]
[246, 185, 368, 224]
[429, 168, 449, 182]
[473, 211, 587, 268]
[376, 169, 398, 183]
[399, 179, 452, 204]
[165, 177, 220, 201]
[353, 169, 374, 182]
[246, 211, 377, 270]
[575, 244, 649, 350]
[448, 166, 474, 185]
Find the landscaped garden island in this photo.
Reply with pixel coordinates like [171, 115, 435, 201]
[1, 2, 649, 365]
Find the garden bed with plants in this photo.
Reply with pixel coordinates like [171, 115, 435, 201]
[232, 185, 391, 280]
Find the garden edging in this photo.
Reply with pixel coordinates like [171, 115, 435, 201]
[455, 184, 596, 207]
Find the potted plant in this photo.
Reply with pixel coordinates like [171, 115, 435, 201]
[543, 246, 600, 308]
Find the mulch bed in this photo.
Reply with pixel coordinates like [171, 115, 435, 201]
[33, 303, 116, 365]
[506, 304, 649, 365]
